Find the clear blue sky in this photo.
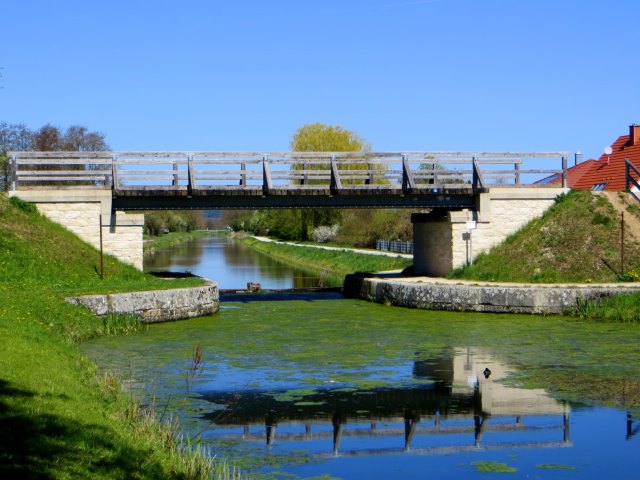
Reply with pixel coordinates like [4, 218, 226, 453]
[2, 0, 638, 162]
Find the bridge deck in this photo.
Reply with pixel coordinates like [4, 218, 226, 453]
[8, 151, 570, 209]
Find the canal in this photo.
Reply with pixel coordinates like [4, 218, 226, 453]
[143, 235, 340, 289]
[82, 235, 640, 479]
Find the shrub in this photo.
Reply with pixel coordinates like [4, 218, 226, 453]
[9, 196, 38, 214]
[311, 224, 339, 243]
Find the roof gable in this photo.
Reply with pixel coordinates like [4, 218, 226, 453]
[557, 128, 640, 190]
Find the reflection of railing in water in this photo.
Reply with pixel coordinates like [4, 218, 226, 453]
[627, 412, 640, 440]
[200, 382, 572, 456]
[235, 412, 572, 457]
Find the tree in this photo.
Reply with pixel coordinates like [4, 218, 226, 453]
[0, 122, 34, 151]
[291, 123, 370, 152]
[61, 125, 109, 151]
[250, 123, 372, 240]
[0, 122, 35, 190]
[33, 124, 62, 151]
[32, 123, 109, 151]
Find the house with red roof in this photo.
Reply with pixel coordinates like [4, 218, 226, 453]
[553, 124, 640, 191]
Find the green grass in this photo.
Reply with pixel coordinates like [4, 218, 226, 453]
[240, 236, 412, 281]
[0, 194, 238, 479]
[144, 230, 214, 254]
[568, 292, 640, 323]
[449, 190, 640, 283]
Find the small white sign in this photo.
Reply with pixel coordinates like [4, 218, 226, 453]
[466, 221, 477, 230]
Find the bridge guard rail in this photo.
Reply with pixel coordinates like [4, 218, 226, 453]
[9, 151, 571, 197]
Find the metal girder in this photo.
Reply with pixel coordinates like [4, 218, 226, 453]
[112, 192, 478, 210]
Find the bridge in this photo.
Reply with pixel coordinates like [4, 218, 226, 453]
[7, 151, 571, 272]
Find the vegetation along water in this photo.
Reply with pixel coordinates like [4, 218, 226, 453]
[82, 297, 640, 480]
[0, 194, 236, 479]
[88, 207, 640, 479]
[4, 184, 640, 479]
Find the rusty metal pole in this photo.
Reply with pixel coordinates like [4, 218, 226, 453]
[99, 214, 104, 280]
[621, 211, 625, 275]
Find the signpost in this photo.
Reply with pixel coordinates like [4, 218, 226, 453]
[465, 221, 477, 265]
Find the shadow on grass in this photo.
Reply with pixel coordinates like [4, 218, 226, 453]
[0, 378, 167, 479]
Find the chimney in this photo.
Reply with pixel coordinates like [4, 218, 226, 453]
[630, 124, 640, 146]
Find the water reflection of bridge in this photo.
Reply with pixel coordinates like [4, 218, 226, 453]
[200, 349, 572, 456]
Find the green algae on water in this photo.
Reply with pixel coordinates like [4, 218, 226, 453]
[536, 464, 576, 470]
[471, 461, 517, 473]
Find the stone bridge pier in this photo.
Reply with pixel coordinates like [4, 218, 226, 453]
[412, 187, 569, 276]
[9, 190, 144, 270]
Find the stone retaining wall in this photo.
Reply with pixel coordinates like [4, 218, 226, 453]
[66, 282, 219, 323]
[343, 274, 640, 314]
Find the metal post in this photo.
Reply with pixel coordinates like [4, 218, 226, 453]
[621, 211, 625, 275]
[626, 159, 631, 191]
[10, 154, 17, 191]
[514, 163, 520, 185]
[561, 156, 568, 188]
[262, 155, 272, 194]
[330, 154, 342, 193]
[172, 162, 179, 187]
[187, 155, 195, 194]
[99, 214, 104, 280]
[402, 155, 415, 192]
[111, 155, 118, 190]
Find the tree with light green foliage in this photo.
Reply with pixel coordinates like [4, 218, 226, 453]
[244, 123, 412, 246]
[291, 123, 371, 239]
[290, 122, 370, 152]
[250, 123, 371, 240]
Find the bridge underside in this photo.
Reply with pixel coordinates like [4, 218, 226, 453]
[112, 187, 480, 210]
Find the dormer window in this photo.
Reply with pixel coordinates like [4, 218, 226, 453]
[592, 183, 608, 191]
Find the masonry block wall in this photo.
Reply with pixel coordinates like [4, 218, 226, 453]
[9, 190, 144, 270]
[413, 187, 568, 276]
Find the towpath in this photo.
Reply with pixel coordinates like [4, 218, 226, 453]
[251, 236, 413, 259]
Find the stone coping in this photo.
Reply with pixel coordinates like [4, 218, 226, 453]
[343, 273, 640, 314]
[66, 281, 219, 323]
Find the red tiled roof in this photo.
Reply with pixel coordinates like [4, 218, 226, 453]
[558, 127, 640, 190]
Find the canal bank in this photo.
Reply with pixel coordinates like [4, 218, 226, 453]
[344, 272, 640, 314]
[66, 280, 219, 323]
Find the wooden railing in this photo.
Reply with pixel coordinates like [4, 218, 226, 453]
[8, 151, 570, 193]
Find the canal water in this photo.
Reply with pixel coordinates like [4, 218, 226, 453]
[143, 235, 340, 289]
[82, 236, 640, 479]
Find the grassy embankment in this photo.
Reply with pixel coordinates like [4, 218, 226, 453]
[144, 230, 214, 255]
[0, 195, 238, 479]
[239, 236, 412, 285]
[449, 190, 640, 321]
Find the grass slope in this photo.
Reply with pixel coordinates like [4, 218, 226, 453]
[449, 190, 640, 283]
[0, 195, 233, 479]
[144, 230, 214, 255]
[241, 236, 412, 283]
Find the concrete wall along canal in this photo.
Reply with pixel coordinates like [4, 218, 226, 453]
[66, 281, 219, 323]
[343, 274, 640, 314]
